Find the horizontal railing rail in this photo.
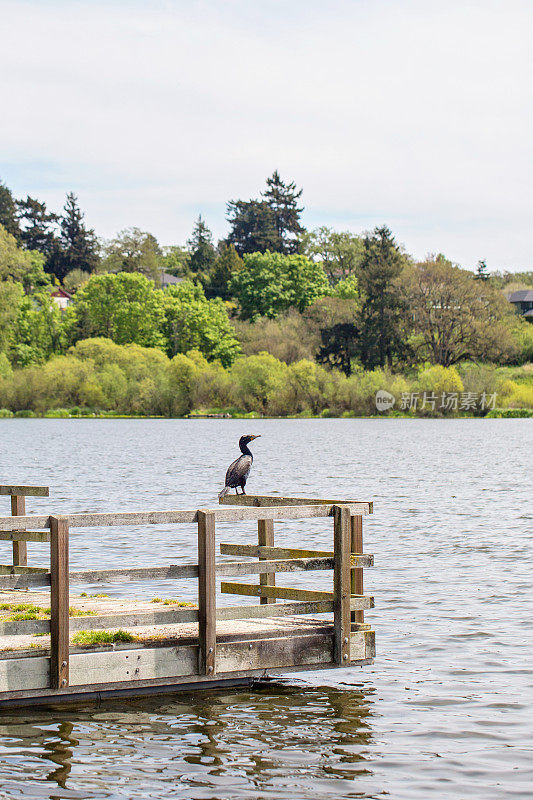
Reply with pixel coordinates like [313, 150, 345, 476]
[0, 502, 372, 532]
[0, 554, 373, 589]
[0, 485, 49, 497]
[219, 494, 373, 511]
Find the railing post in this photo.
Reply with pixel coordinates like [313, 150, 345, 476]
[351, 514, 364, 625]
[258, 518, 275, 604]
[333, 505, 351, 665]
[50, 515, 69, 689]
[198, 510, 216, 675]
[11, 494, 27, 567]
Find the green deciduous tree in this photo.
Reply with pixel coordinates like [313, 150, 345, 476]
[8, 290, 66, 366]
[229, 353, 287, 412]
[234, 310, 318, 364]
[261, 170, 304, 254]
[68, 272, 164, 349]
[302, 227, 364, 283]
[102, 227, 162, 282]
[160, 281, 240, 366]
[161, 245, 190, 277]
[0, 224, 50, 292]
[357, 226, 408, 368]
[231, 251, 329, 320]
[402, 256, 518, 366]
[0, 281, 23, 353]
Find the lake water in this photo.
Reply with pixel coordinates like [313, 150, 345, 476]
[0, 418, 531, 800]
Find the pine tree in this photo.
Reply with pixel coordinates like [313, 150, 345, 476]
[226, 199, 279, 256]
[187, 215, 216, 272]
[474, 259, 489, 281]
[0, 180, 21, 239]
[357, 226, 407, 369]
[262, 170, 304, 254]
[17, 196, 58, 255]
[50, 193, 99, 280]
[208, 244, 243, 299]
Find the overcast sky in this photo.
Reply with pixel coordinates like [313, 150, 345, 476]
[1, 0, 531, 270]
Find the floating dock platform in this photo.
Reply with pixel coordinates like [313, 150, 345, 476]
[0, 486, 375, 707]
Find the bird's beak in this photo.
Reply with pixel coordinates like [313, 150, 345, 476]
[250, 435, 261, 440]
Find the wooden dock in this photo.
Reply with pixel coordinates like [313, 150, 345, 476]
[0, 486, 375, 707]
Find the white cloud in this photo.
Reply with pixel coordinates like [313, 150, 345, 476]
[1, 0, 531, 269]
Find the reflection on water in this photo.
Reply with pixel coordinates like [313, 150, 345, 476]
[0, 418, 531, 799]
[0, 686, 376, 799]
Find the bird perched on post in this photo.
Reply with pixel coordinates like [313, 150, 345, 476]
[218, 435, 261, 498]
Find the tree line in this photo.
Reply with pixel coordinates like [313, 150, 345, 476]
[0, 171, 532, 416]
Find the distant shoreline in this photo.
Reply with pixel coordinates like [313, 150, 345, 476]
[0, 410, 530, 420]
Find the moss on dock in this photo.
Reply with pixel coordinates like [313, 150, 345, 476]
[72, 629, 138, 645]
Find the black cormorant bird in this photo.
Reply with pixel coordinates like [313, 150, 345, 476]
[218, 435, 260, 497]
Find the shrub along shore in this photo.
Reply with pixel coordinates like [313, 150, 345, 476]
[0, 338, 531, 419]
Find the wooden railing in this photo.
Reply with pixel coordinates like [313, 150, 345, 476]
[0, 495, 373, 690]
[0, 485, 49, 567]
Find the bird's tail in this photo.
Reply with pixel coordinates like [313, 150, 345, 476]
[218, 486, 230, 499]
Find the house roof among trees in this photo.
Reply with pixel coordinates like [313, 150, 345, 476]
[508, 290, 533, 302]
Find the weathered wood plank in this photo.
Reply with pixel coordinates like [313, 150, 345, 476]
[50, 516, 69, 689]
[0, 572, 50, 589]
[351, 514, 364, 624]
[0, 486, 49, 497]
[0, 504, 370, 531]
[0, 629, 376, 694]
[68, 564, 199, 583]
[0, 656, 50, 691]
[214, 504, 372, 521]
[0, 618, 51, 636]
[219, 495, 373, 514]
[0, 565, 48, 574]
[218, 557, 335, 576]
[10, 495, 27, 567]
[0, 600, 372, 637]
[0, 607, 201, 636]
[0, 531, 50, 542]
[0, 516, 50, 531]
[220, 544, 374, 567]
[221, 583, 373, 608]
[333, 506, 351, 665]
[221, 582, 333, 602]
[258, 518, 275, 605]
[216, 601, 335, 620]
[197, 510, 216, 675]
[69, 646, 199, 686]
[217, 634, 334, 671]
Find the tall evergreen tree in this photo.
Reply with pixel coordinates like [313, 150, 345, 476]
[187, 215, 216, 272]
[262, 170, 304, 254]
[17, 196, 58, 255]
[0, 180, 21, 240]
[208, 243, 243, 299]
[357, 226, 407, 368]
[226, 199, 279, 256]
[474, 259, 489, 281]
[49, 192, 99, 280]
